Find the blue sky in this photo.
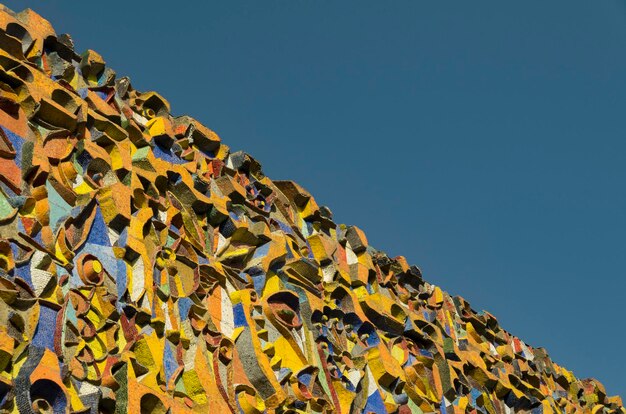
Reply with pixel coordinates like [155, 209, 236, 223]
[10, 0, 626, 397]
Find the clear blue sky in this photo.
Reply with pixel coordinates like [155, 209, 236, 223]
[11, 0, 626, 398]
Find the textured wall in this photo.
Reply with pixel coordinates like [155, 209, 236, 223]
[0, 5, 622, 414]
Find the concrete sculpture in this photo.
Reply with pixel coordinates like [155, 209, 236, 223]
[0, 4, 622, 413]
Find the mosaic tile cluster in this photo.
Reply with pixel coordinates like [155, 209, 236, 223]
[0, 4, 622, 414]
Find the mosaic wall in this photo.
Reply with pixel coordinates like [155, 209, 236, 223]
[0, 5, 623, 414]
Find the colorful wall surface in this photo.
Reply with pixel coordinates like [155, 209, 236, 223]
[0, 5, 622, 414]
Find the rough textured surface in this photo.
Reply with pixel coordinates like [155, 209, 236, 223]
[0, 4, 622, 414]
